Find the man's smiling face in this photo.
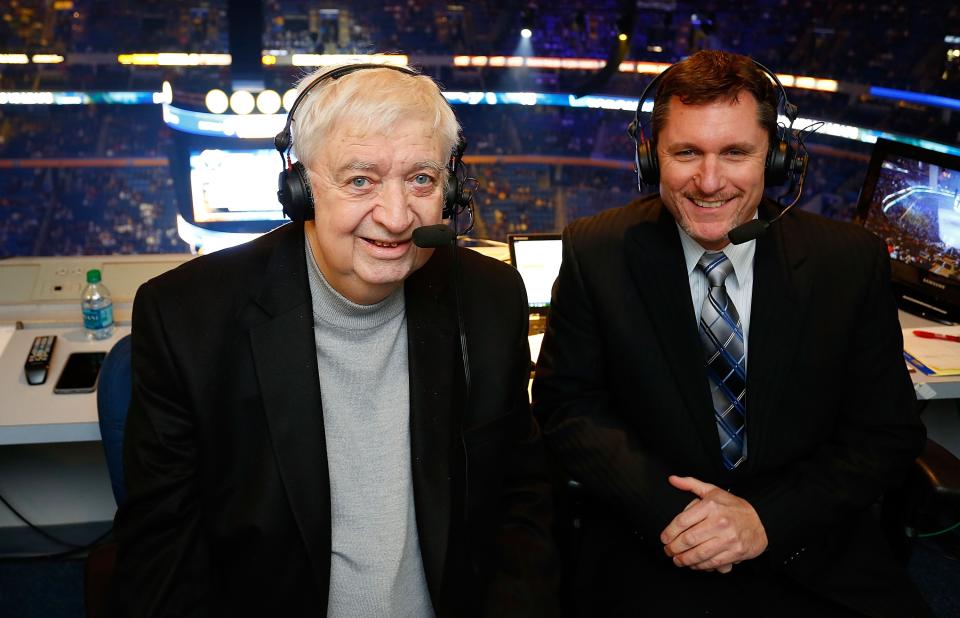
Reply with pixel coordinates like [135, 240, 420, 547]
[305, 115, 446, 304]
[657, 92, 769, 250]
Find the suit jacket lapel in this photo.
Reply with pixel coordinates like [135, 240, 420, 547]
[744, 201, 811, 470]
[623, 204, 721, 462]
[404, 247, 457, 601]
[239, 223, 332, 596]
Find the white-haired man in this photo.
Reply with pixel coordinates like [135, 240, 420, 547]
[113, 65, 558, 617]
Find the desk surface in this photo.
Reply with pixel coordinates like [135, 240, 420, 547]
[0, 311, 957, 445]
[899, 311, 960, 400]
[0, 325, 129, 445]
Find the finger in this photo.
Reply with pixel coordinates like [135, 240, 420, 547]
[660, 500, 710, 545]
[668, 475, 717, 498]
[671, 537, 725, 568]
[687, 548, 740, 572]
[665, 515, 726, 559]
[682, 497, 699, 512]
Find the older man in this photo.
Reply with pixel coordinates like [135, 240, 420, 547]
[112, 64, 556, 617]
[532, 51, 930, 616]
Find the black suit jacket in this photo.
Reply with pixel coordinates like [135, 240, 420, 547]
[532, 196, 928, 616]
[112, 222, 558, 617]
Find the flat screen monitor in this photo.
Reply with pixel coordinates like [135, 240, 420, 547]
[168, 133, 288, 234]
[856, 138, 960, 322]
[189, 148, 286, 223]
[508, 233, 563, 313]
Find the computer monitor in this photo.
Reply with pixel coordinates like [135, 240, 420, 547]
[168, 133, 286, 234]
[188, 147, 285, 223]
[856, 138, 960, 322]
[508, 233, 563, 314]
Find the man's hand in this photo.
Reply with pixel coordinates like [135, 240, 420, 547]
[659, 475, 768, 572]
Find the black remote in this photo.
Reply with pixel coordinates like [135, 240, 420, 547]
[25, 335, 57, 385]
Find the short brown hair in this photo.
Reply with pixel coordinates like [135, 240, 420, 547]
[650, 50, 779, 147]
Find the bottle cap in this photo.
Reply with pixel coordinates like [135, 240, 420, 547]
[86, 269, 102, 283]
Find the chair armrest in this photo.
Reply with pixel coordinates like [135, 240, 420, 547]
[915, 438, 960, 500]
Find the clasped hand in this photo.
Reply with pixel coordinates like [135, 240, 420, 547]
[659, 475, 767, 574]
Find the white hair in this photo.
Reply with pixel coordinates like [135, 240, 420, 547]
[290, 65, 461, 175]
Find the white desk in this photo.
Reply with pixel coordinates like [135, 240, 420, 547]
[0, 325, 130, 445]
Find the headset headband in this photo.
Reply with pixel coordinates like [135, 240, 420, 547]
[628, 58, 798, 142]
[274, 63, 419, 158]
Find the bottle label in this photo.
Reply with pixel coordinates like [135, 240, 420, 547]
[83, 304, 113, 330]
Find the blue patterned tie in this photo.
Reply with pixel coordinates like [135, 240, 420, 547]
[697, 252, 747, 470]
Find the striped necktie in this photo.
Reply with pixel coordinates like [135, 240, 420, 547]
[697, 252, 747, 470]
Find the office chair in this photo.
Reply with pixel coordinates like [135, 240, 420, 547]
[884, 438, 960, 562]
[85, 333, 132, 618]
[96, 333, 132, 505]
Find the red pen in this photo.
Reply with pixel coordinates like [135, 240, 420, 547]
[913, 330, 960, 343]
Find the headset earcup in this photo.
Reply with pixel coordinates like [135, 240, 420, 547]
[277, 161, 315, 222]
[765, 139, 792, 186]
[443, 174, 461, 219]
[636, 140, 659, 186]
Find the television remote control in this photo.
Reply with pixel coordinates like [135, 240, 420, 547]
[24, 335, 57, 385]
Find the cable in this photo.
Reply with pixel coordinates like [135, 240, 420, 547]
[0, 489, 114, 555]
[916, 520, 960, 539]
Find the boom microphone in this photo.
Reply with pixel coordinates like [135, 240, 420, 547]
[413, 224, 456, 248]
[727, 219, 770, 245]
[727, 151, 810, 245]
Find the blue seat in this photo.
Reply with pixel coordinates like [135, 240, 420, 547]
[96, 333, 131, 506]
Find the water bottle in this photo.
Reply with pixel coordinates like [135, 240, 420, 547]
[82, 269, 114, 340]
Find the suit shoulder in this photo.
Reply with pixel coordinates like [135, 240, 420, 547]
[566, 194, 660, 245]
[458, 246, 524, 291]
[138, 222, 300, 300]
[786, 208, 885, 260]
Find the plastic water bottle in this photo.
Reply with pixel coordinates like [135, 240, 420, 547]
[82, 269, 114, 340]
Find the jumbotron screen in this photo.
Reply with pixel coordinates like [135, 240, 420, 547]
[860, 141, 960, 282]
[189, 148, 286, 223]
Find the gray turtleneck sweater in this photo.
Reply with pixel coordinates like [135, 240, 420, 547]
[305, 237, 433, 617]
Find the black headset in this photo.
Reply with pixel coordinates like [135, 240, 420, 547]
[626, 58, 802, 190]
[275, 63, 474, 223]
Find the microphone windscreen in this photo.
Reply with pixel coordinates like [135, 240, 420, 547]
[413, 224, 456, 248]
[727, 219, 769, 245]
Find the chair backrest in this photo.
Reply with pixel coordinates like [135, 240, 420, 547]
[96, 333, 132, 506]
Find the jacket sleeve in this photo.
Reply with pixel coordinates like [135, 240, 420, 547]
[531, 225, 692, 540]
[110, 279, 211, 618]
[480, 263, 561, 618]
[738, 235, 926, 561]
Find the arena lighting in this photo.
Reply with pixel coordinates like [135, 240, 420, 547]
[618, 33, 628, 42]
[117, 53, 231, 66]
[153, 80, 173, 105]
[205, 89, 229, 114]
[520, 28, 533, 39]
[0, 91, 154, 105]
[0, 54, 29, 64]
[289, 53, 408, 67]
[229, 90, 255, 115]
[448, 55, 837, 92]
[870, 86, 960, 112]
[31, 54, 65, 64]
[256, 90, 282, 114]
[261, 54, 277, 65]
[162, 104, 285, 138]
[282, 89, 297, 112]
[159, 98, 959, 157]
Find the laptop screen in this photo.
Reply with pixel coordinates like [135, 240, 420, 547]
[508, 233, 563, 312]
